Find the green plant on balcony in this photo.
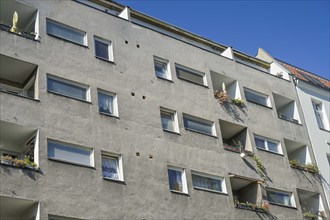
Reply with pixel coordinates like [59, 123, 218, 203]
[231, 98, 245, 107]
[303, 211, 318, 219]
[303, 163, 319, 174]
[289, 159, 299, 168]
[0, 155, 14, 165]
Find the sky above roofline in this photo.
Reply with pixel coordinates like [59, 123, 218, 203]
[115, 0, 330, 80]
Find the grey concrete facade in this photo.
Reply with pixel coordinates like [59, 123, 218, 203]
[0, 0, 329, 219]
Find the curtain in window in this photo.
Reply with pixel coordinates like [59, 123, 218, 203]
[155, 61, 167, 78]
[168, 169, 182, 191]
[102, 157, 119, 180]
[192, 174, 221, 192]
[161, 112, 174, 131]
[98, 93, 113, 114]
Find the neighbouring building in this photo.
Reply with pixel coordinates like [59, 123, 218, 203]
[0, 0, 329, 219]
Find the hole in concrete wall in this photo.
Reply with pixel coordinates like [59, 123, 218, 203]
[125, 40, 128, 44]
[137, 44, 140, 48]
[149, 154, 153, 159]
[142, 96, 146, 100]
[131, 92, 135, 96]
[136, 152, 140, 156]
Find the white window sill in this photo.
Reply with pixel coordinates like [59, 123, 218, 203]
[48, 157, 95, 169]
[170, 190, 189, 196]
[193, 186, 227, 195]
[257, 147, 283, 156]
[102, 177, 125, 184]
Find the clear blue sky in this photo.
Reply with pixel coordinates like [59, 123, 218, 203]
[115, 0, 330, 80]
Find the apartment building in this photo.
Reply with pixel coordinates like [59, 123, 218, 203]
[0, 0, 329, 219]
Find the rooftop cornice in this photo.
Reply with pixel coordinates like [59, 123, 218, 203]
[90, 0, 271, 68]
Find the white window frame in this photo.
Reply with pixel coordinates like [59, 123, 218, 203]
[183, 114, 216, 137]
[93, 36, 114, 62]
[160, 107, 179, 133]
[175, 64, 207, 86]
[191, 170, 227, 194]
[47, 74, 91, 102]
[97, 89, 118, 117]
[167, 165, 188, 194]
[266, 188, 296, 207]
[244, 88, 271, 107]
[254, 135, 282, 154]
[154, 56, 171, 80]
[47, 139, 94, 167]
[46, 19, 87, 46]
[312, 100, 329, 131]
[101, 151, 124, 181]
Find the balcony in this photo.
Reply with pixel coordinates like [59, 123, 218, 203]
[297, 189, 327, 220]
[0, 121, 39, 169]
[0, 0, 39, 40]
[273, 93, 301, 124]
[219, 120, 252, 154]
[284, 139, 312, 170]
[211, 71, 242, 101]
[0, 54, 38, 99]
[0, 196, 39, 220]
[230, 175, 268, 213]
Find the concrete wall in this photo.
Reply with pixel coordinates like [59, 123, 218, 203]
[0, 0, 329, 219]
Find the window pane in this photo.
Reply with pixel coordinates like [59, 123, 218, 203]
[255, 137, 265, 149]
[154, 60, 167, 78]
[176, 67, 204, 85]
[48, 141, 91, 166]
[102, 156, 119, 180]
[95, 40, 109, 60]
[161, 112, 174, 131]
[47, 78, 86, 100]
[98, 92, 114, 115]
[267, 141, 278, 152]
[168, 169, 182, 191]
[245, 90, 267, 106]
[268, 191, 291, 206]
[47, 21, 85, 45]
[192, 174, 222, 192]
[184, 117, 212, 135]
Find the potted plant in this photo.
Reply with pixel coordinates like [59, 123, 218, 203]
[303, 211, 318, 220]
[0, 155, 14, 165]
[303, 163, 319, 174]
[230, 98, 245, 107]
[289, 159, 299, 168]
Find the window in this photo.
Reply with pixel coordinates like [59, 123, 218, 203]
[47, 75, 90, 101]
[244, 88, 270, 107]
[94, 36, 113, 61]
[98, 89, 118, 117]
[154, 57, 171, 80]
[46, 19, 87, 46]
[175, 64, 207, 86]
[167, 166, 188, 194]
[160, 108, 179, 133]
[183, 114, 216, 136]
[47, 140, 94, 167]
[192, 171, 226, 193]
[267, 188, 295, 207]
[101, 152, 123, 181]
[255, 135, 282, 154]
[312, 101, 329, 131]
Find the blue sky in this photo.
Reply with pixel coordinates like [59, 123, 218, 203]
[116, 0, 330, 80]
